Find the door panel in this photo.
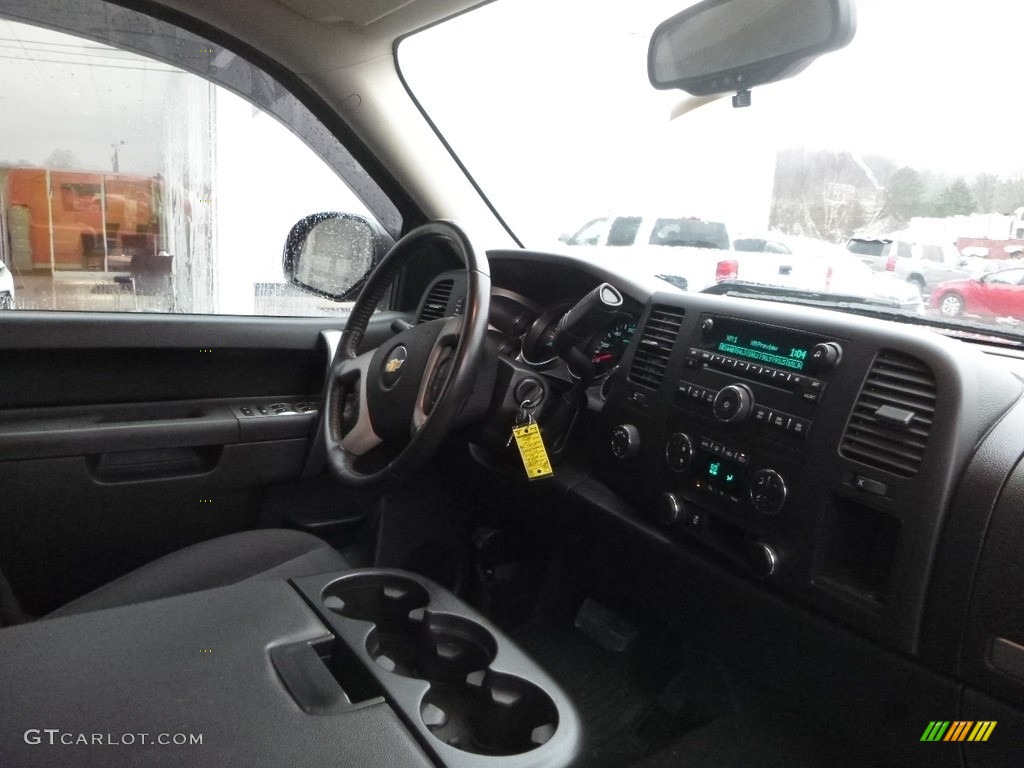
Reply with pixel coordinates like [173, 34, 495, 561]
[0, 310, 408, 616]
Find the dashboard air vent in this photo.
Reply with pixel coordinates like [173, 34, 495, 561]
[418, 280, 454, 323]
[627, 306, 685, 389]
[839, 350, 937, 478]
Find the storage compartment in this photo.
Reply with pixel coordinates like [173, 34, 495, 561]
[421, 670, 558, 755]
[813, 496, 902, 607]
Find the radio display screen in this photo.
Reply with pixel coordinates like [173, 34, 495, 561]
[707, 317, 818, 372]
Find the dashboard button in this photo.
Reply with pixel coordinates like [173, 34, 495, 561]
[771, 413, 791, 430]
[753, 405, 769, 424]
[802, 391, 820, 404]
[628, 390, 649, 406]
[702, 390, 716, 406]
[789, 418, 810, 438]
[852, 475, 888, 496]
[789, 374, 805, 387]
[677, 383, 692, 397]
[808, 379, 826, 392]
[683, 509, 703, 533]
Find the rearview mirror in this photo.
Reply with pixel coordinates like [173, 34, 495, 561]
[648, 0, 856, 98]
[282, 212, 391, 301]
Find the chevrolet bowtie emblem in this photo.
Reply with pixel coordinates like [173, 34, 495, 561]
[385, 357, 404, 373]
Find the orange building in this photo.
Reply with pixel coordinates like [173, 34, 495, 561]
[2, 167, 162, 271]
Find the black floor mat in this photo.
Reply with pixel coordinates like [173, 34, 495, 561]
[512, 608, 719, 768]
[513, 607, 882, 768]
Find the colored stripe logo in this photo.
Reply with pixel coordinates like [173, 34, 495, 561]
[920, 721, 996, 742]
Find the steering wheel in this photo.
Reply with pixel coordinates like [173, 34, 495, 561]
[323, 220, 491, 486]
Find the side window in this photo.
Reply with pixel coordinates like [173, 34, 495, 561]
[568, 218, 609, 246]
[922, 246, 944, 263]
[607, 217, 642, 247]
[989, 269, 1024, 285]
[0, 7, 397, 316]
[896, 242, 913, 259]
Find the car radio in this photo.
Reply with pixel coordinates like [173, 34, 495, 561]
[672, 314, 846, 441]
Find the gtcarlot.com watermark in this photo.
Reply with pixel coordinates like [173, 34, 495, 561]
[24, 729, 203, 747]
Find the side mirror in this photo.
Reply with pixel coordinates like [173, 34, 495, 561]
[649, 0, 856, 98]
[282, 212, 391, 301]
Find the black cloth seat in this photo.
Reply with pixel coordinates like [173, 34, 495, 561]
[49, 529, 350, 618]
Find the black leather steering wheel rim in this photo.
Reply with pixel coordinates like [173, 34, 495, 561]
[322, 220, 490, 487]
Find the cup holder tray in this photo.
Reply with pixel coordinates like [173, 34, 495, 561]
[291, 570, 580, 767]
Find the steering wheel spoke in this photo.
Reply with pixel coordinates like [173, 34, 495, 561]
[329, 350, 383, 457]
[413, 316, 462, 432]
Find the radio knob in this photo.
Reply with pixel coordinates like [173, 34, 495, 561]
[750, 469, 787, 514]
[656, 492, 683, 525]
[810, 342, 842, 370]
[610, 424, 640, 459]
[665, 432, 694, 472]
[713, 384, 753, 423]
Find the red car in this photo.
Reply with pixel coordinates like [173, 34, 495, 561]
[929, 267, 1024, 318]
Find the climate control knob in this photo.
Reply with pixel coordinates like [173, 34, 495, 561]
[610, 424, 640, 459]
[656, 492, 683, 525]
[665, 432, 694, 472]
[750, 469, 787, 514]
[713, 384, 754, 423]
[748, 542, 779, 578]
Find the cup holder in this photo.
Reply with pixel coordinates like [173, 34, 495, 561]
[312, 572, 568, 759]
[421, 670, 559, 756]
[321, 574, 429, 631]
[366, 611, 497, 683]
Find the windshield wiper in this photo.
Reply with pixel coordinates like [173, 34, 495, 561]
[692, 279, 1024, 348]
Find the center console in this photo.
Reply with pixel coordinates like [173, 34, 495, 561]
[0, 570, 581, 768]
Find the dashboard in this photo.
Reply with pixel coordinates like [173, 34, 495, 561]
[416, 249, 1024, 749]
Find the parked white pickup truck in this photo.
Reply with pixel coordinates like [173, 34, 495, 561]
[561, 215, 816, 292]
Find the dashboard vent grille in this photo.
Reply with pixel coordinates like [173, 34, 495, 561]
[627, 306, 685, 389]
[419, 280, 454, 323]
[839, 350, 937, 478]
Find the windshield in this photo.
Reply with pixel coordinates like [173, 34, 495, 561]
[399, 0, 1024, 339]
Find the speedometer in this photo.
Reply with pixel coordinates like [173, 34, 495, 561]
[585, 317, 637, 376]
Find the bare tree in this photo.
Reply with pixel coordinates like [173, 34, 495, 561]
[43, 149, 81, 170]
[972, 173, 999, 213]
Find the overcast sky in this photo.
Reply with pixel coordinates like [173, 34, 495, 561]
[400, 0, 1024, 242]
[3, 1, 1023, 247]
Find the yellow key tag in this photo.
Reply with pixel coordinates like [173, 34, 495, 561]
[512, 423, 553, 480]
